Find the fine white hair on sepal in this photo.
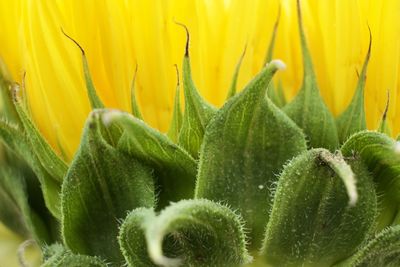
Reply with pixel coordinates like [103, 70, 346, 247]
[101, 109, 124, 126]
[269, 59, 286, 70]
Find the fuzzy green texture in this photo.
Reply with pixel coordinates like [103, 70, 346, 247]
[0, 2, 399, 267]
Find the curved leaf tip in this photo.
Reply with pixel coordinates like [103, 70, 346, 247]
[319, 150, 358, 206]
[268, 59, 286, 70]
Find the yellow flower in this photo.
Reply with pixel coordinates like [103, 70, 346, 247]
[0, 0, 399, 160]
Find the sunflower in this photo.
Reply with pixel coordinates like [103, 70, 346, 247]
[0, 0, 399, 266]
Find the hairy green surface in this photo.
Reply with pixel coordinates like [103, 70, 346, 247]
[177, 38, 217, 158]
[283, 1, 338, 150]
[196, 60, 307, 248]
[262, 149, 377, 267]
[61, 111, 155, 264]
[119, 200, 251, 267]
[341, 131, 400, 230]
[337, 225, 400, 267]
[41, 244, 107, 267]
[111, 111, 197, 208]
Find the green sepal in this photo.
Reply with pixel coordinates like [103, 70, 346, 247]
[262, 149, 377, 267]
[283, 1, 339, 150]
[62, 30, 104, 109]
[0, 119, 61, 219]
[226, 46, 246, 100]
[167, 75, 183, 143]
[0, 71, 20, 123]
[61, 110, 155, 264]
[106, 110, 197, 208]
[336, 34, 371, 144]
[177, 28, 217, 158]
[119, 199, 252, 267]
[14, 102, 68, 182]
[41, 244, 107, 267]
[264, 9, 287, 109]
[267, 80, 286, 108]
[130, 65, 143, 119]
[196, 60, 307, 248]
[377, 91, 392, 136]
[118, 208, 158, 267]
[341, 131, 400, 230]
[336, 225, 400, 267]
[0, 167, 50, 244]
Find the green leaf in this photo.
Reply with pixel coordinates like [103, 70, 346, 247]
[195, 60, 307, 248]
[336, 225, 400, 267]
[167, 68, 183, 143]
[283, 1, 338, 150]
[41, 244, 107, 267]
[262, 149, 377, 267]
[105, 110, 197, 208]
[119, 200, 252, 267]
[177, 27, 217, 158]
[0, 119, 61, 219]
[226, 46, 247, 100]
[130, 64, 143, 120]
[61, 110, 155, 264]
[336, 32, 371, 144]
[62, 30, 104, 109]
[0, 167, 50, 244]
[341, 131, 400, 230]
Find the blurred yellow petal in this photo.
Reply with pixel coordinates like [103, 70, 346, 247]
[0, 223, 41, 267]
[0, 0, 399, 161]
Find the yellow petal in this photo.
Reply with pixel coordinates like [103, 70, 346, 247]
[0, 0, 399, 160]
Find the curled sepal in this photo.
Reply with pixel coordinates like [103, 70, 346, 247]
[41, 244, 107, 267]
[283, 0, 338, 150]
[119, 199, 251, 267]
[14, 101, 68, 182]
[341, 131, 400, 229]
[0, 119, 61, 218]
[262, 149, 377, 267]
[118, 208, 158, 267]
[104, 110, 197, 208]
[336, 33, 371, 144]
[196, 60, 306, 248]
[336, 225, 400, 267]
[177, 27, 217, 158]
[61, 110, 155, 264]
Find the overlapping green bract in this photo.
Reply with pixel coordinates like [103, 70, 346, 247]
[262, 149, 376, 267]
[341, 131, 400, 230]
[41, 244, 107, 267]
[0, 2, 400, 267]
[196, 60, 306, 248]
[61, 111, 155, 263]
[119, 200, 251, 267]
[337, 225, 400, 267]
